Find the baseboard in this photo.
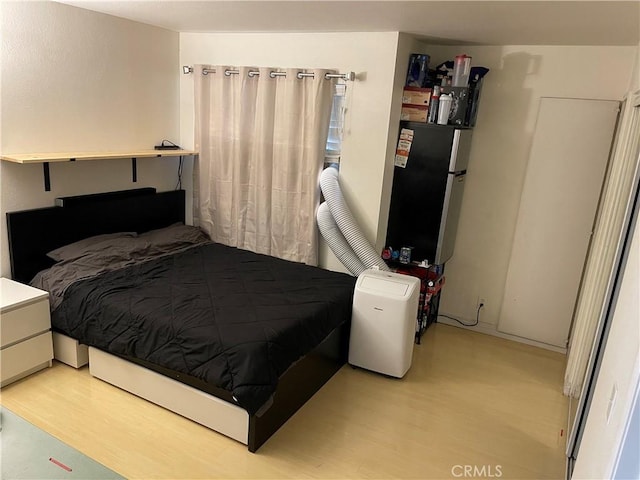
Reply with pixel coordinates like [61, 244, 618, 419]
[437, 316, 567, 354]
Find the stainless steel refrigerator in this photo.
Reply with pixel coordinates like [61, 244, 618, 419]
[386, 123, 473, 266]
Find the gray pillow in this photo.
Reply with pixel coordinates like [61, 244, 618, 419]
[47, 232, 137, 262]
[138, 223, 210, 254]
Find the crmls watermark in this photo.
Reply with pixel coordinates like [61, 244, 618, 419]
[451, 464, 503, 478]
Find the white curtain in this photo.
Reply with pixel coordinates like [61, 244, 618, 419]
[194, 66, 335, 265]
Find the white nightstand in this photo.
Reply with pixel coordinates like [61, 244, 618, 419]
[0, 278, 53, 387]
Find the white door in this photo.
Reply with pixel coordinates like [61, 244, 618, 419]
[497, 97, 620, 348]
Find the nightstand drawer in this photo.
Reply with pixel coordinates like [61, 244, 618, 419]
[1, 331, 53, 384]
[0, 298, 50, 348]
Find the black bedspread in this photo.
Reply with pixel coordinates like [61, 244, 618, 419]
[53, 243, 355, 414]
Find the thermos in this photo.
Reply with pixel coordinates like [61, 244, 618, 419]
[437, 94, 453, 125]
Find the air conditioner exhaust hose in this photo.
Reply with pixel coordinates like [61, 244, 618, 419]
[318, 166, 389, 273]
[317, 202, 367, 276]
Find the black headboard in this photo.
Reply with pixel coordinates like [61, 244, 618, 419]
[6, 188, 186, 284]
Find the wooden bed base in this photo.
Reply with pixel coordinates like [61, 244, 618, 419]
[6, 188, 351, 452]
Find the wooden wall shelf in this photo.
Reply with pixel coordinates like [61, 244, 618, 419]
[0, 150, 197, 191]
[0, 150, 196, 164]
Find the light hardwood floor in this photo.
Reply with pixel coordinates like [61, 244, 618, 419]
[0, 324, 568, 479]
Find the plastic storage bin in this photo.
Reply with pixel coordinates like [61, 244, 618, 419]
[452, 54, 472, 87]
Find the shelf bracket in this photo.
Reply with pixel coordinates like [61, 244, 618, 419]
[132, 158, 137, 182]
[43, 162, 51, 192]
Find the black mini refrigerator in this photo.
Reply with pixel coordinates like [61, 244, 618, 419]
[386, 122, 473, 266]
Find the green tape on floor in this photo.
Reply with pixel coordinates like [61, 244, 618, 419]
[0, 407, 125, 479]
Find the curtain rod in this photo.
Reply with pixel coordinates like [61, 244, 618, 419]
[182, 66, 355, 81]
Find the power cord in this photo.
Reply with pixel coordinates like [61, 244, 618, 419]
[439, 302, 483, 327]
[175, 156, 184, 190]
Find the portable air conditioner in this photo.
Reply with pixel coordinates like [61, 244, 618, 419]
[349, 268, 421, 378]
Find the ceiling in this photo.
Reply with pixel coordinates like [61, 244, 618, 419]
[55, 1, 640, 46]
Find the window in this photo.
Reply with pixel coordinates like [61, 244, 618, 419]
[325, 83, 347, 165]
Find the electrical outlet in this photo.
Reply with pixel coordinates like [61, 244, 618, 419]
[477, 296, 486, 310]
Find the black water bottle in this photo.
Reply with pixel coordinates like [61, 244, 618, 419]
[428, 85, 440, 124]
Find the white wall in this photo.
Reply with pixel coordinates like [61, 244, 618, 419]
[631, 44, 640, 91]
[0, 1, 180, 278]
[424, 46, 637, 336]
[179, 31, 402, 271]
[179, 38, 638, 327]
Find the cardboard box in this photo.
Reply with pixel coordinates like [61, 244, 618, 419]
[400, 105, 429, 122]
[402, 87, 432, 107]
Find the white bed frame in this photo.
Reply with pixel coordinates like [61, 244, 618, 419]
[89, 347, 249, 444]
[52, 332, 88, 368]
[53, 333, 250, 446]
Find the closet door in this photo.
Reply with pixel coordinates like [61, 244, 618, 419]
[497, 98, 619, 348]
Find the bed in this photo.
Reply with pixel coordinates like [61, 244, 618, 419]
[6, 188, 356, 452]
